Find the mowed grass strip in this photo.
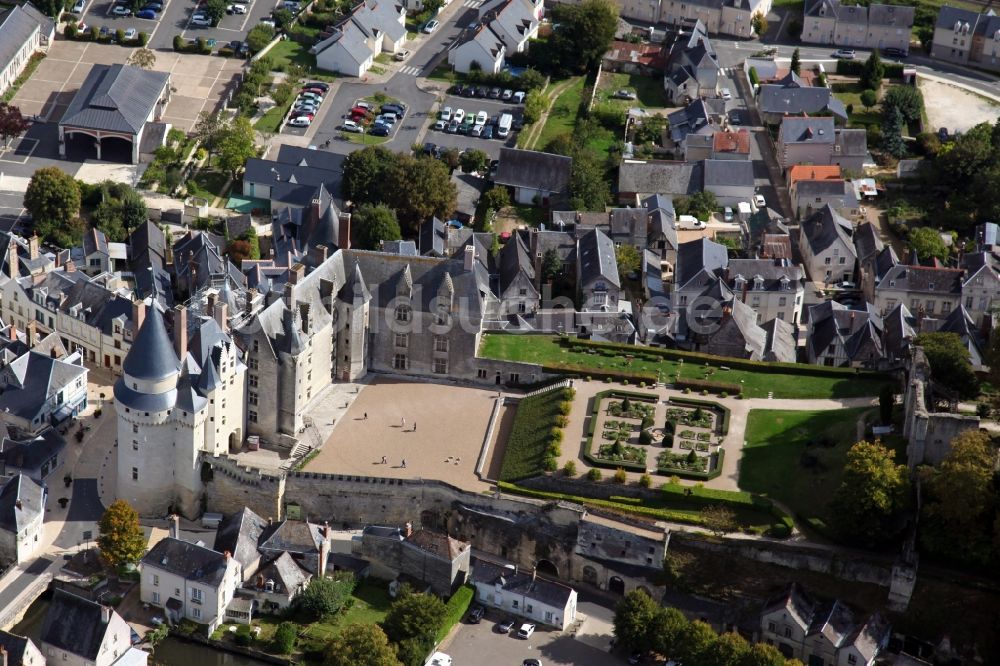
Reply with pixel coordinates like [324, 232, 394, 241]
[499, 387, 569, 481]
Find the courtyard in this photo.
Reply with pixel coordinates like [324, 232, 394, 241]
[302, 376, 500, 491]
[9, 40, 244, 131]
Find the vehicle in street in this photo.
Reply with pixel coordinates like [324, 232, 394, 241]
[833, 48, 856, 59]
[467, 605, 485, 623]
[496, 618, 516, 633]
[124, 27, 137, 39]
[71, 0, 85, 12]
[523, 660, 542, 666]
[143, 1, 163, 9]
[753, 193, 766, 209]
[227, 3, 247, 12]
[613, 89, 637, 100]
[497, 113, 512, 138]
[394, 49, 410, 61]
[513, 91, 525, 103]
[421, 19, 439, 33]
[341, 120, 364, 133]
[289, 116, 312, 127]
[721, 87, 732, 100]
[427, 653, 453, 666]
[136, 9, 156, 18]
[882, 47, 907, 57]
[516, 623, 535, 639]
[112, 4, 132, 15]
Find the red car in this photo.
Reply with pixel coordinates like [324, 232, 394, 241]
[302, 87, 325, 95]
[349, 105, 371, 116]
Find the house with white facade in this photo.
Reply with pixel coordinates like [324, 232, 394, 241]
[577, 229, 621, 312]
[663, 20, 720, 102]
[0, 629, 44, 666]
[470, 558, 578, 631]
[311, 0, 406, 77]
[494, 148, 572, 206]
[960, 250, 1000, 329]
[0, 349, 88, 435]
[0, 3, 53, 101]
[0, 473, 44, 565]
[449, 23, 506, 74]
[725, 259, 805, 324]
[798, 205, 857, 285]
[140, 535, 242, 633]
[802, 0, 913, 53]
[40, 589, 146, 665]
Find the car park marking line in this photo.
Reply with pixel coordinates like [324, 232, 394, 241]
[36, 43, 90, 123]
[0, 138, 39, 165]
[144, 0, 173, 46]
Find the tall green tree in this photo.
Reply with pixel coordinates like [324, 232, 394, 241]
[384, 155, 457, 233]
[25, 166, 82, 244]
[860, 50, 884, 90]
[541, 248, 562, 282]
[193, 111, 227, 161]
[830, 440, 910, 544]
[98, 499, 146, 568]
[353, 203, 402, 250]
[882, 85, 924, 124]
[881, 105, 907, 158]
[325, 624, 401, 666]
[342, 145, 396, 203]
[246, 23, 275, 53]
[613, 589, 660, 652]
[674, 620, 718, 665]
[382, 592, 446, 666]
[614, 241, 640, 279]
[568, 149, 611, 211]
[296, 573, 356, 621]
[860, 88, 878, 111]
[790, 48, 801, 75]
[549, 0, 618, 73]
[907, 226, 949, 262]
[649, 607, 688, 657]
[751, 11, 767, 36]
[739, 643, 790, 666]
[705, 632, 751, 666]
[120, 187, 148, 235]
[914, 332, 980, 399]
[459, 148, 489, 174]
[217, 116, 257, 178]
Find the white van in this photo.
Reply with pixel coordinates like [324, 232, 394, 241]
[676, 214, 705, 230]
[497, 113, 512, 138]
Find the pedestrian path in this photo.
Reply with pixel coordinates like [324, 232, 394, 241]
[460, 0, 483, 7]
[398, 65, 423, 76]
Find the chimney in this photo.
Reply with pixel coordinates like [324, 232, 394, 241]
[404, 521, 413, 538]
[5, 242, 17, 279]
[7, 324, 15, 341]
[283, 281, 296, 310]
[133, 300, 146, 335]
[323, 521, 331, 538]
[207, 292, 217, 314]
[310, 244, 328, 267]
[173, 305, 187, 362]
[1, 644, 7, 666]
[28, 234, 38, 260]
[310, 197, 322, 227]
[14, 500, 21, 510]
[318, 537, 330, 580]
[224, 550, 231, 561]
[64, 259, 76, 272]
[55, 251, 63, 268]
[299, 303, 310, 334]
[101, 605, 111, 625]
[26, 321, 36, 349]
[170, 514, 179, 539]
[464, 245, 476, 272]
[213, 301, 228, 333]
[338, 212, 352, 250]
[245, 288, 257, 316]
[289, 263, 305, 285]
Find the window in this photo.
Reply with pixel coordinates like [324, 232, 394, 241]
[910, 299, 919, 309]
[393, 354, 408, 370]
[512, 600, 518, 609]
[434, 336, 449, 352]
[433, 358, 448, 374]
[824, 257, 831, 265]
[132, 467, 138, 481]
[191, 587, 203, 603]
[395, 305, 411, 322]
[132, 424, 139, 434]
[152, 592, 160, 604]
[193, 608, 201, 619]
[153, 575, 159, 586]
[839, 257, 846, 264]
[249, 375, 258, 388]
[679, 295, 687, 306]
[784, 626, 791, 638]
[477, 369, 487, 379]
[526, 604, 533, 613]
[248, 358, 258, 370]
[768, 621, 776, 632]
[394, 333, 408, 348]
[249, 410, 258, 423]
[132, 441, 138, 452]
[847, 656, 857, 665]
[249, 391, 258, 405]
[926, 300, 935, 313]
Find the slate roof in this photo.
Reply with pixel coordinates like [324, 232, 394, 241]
[801, 205, 856, 257]
[759, 84, 846, 120]
[494, 148, 572, 196]
[61, 64, 169, 134]
[726, 259, 803, 291]
[470, 558, 575, 608]
[253, 551, 311, 595]
[0, 351, 86, 423]
[40, 590, 114, 661]
[0, 430, 66, 476]
[0, 630, 37, 665]
[243, 152, 345, 209]
[0, 473, 43, 534]
[578, 229, 620, 288]
[142, 536, 233, 586]
[676, 237, 729, 288]
[703, 159, 754, 188]
[878, 264, 964, 295]
[853, 223, 883, 265]
[459, 21, 506, 59]
[763, 582, 816, 630]
[781, 116, 836, 144]
[618, 161, 702, 196]
[406, 529, 469, 560]
[420, 217, 447, 257]
[836, 128, 868, 156]
[57, 280, 133, 336]
[936, 5, 981, 29]
[668, 99, 712, 142]
[498, 233, 535, 295]
[0, 5, 49, 85]
[82, 227, 109, 257]
[868, 2, 913, 25]
[122, 306, 179, 381]
[258, 519, 323, 556]
[763, 317, 796, 362]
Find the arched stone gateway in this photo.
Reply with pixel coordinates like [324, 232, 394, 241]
[534, 559, 558, 578]
[582, 565, 598, 586]
[608, 576, 625, 595]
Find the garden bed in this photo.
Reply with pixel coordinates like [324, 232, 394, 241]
[499, 386, 575, 481]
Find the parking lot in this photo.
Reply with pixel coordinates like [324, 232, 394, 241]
[444, 603, 624, 666]
[425, 93, 523, 159]
[180, 0, 278, 50]
[75, 0, 172, 50]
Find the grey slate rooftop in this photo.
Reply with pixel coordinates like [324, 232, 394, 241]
[494, 148, 572, 196]
[0, 473, 44, 535]
[61, 64, 169, 134]
[142, 536, 233, 586]
[578, 229, 620, 289]
[470, 557, 574, 608]
[41, 589, 115, 661]
[121, 306, 179, 381]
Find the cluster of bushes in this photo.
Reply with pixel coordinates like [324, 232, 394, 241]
[499, 386, 575, 480]
[173, 34, 213, 54]
[673, 377, 742, 396]
[65, 21, 148, 46]
[656, 448, 724, 481]
[138, 128, 191, 193]
[584, 391, 658, 473]
[668, 397, 730, 435]
[836, 58, 905, 79]
[461, 67, 547, 92]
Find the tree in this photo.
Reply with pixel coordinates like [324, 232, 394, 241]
[440, 147, 461, 171]
[881, 105, 907, 158]
[751, 11, 768, 36]
[217, 116, 257, 178]
[204, 0, 227, 24]
[700, 505, 738, 535]
[272, 6, 294, 28]
[616, 244, 641, 283]
[225, 239, 254, 265]
[523, 90, 548, 124]
[674, 190, 718, 220]
[296, 573, 356, 621]
[193, 112, 227, 162]
[860, 88, 878, 111]
[92, 200, 126, 242]
[354, 203, 402, 250]
[879, 384, 894, 425]
[705, 632, 751, 666]
[127, 47, 156, 69]
[830, 440, 909, 544]
[324, 624, 400, 666]
[549, 0, 618, 73]
[739, 643, 789, 666]
[342, 145, 396, 203]
[480, 186, 510, 216]
[541, 248, 562, 282]
[272, 81, 295, 107]
[25, 166, 81, 241]
[649, 607, 688, 656]
[634, 113, 666, 145]
[907, 226, 949, 262]
[242, 227, 260, 260]
[860, 50, 884, 90]
[882, 85, 924, 124]
[382, 592, 446, 646]
[568, 149, 610, 211]
[246, 23, 275, 53]
[0, 103, 31, 149]
[97, 499, 146, 569]
[385, 155, 457, 233]
[914, 332, 979, 399]
[613, 589, 660, 652]
[460, 148, 489, 174]
[674, 620, 718, 665]
[272, 621, 297, 654]
[120, 187, 148, 235]
[790, 48, 801, 75]
[921, 430, 998, 564]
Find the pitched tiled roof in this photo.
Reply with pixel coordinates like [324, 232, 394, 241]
[61, 64, 169, 134]
[878, 264, 964, 295]
[618, 160, 702, 196]
[801, 205, 856, 257]
[712, 129, 751, 154]
[406, 529, 469, 560]
[788, 165, 842, 186]
[578, 228, 620, 288]
[781, 116, 835, 144]
[142, 536, 232, 586]
[40, 590, 114, 661]
[494, 148, 572, 195]
[0, 5, 48, 85]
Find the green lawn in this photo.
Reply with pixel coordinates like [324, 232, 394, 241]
[535, 77, 586, 149]
[831, 80, 882, 126]
[256, 100, 292, 133]
[739, 408, 870, 523]
[510, 203, 547, 228]
[598, 72, 665, 108]
[266, 39, 313, 69]
[479, 334, 887, 399]
[187, 168, 230, 201]
[428, 63, 456, 82]
[298, 579, 393, 652]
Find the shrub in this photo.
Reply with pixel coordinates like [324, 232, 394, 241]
[638, 429, 652, 445]
[554, 414, 569, 428]
[499, 388, 571, 481]
[234, 633, 252, 647]
[587, 467, 603, 482]
[546, 443, 561, 458]
[138, 31, 148, 46]
[549, 427, 563, 444]
[562, 387, 576, 401]
[66, 23, 77, 38]
[273, 622, 297, 654]
[173, 34, 184, 51]
[640, 415, 654, 430]
[675, 378, 742, 395]
[542, 456, 559, 472]
[115, 28, 124, 43]
[639, 473, 651, 488]
[748, 67, 759, 86]
[769, 523, 791, 538]
[557, 400, 572, 416]
[563, 460, 577, 476]
[613, 467, 628, 483]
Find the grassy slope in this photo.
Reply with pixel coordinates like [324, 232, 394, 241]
[535, 77, 586, 149]
[479, 334, 885, 399]
[498, 388, 566, 481]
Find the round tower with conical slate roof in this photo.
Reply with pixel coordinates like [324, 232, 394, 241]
[114, 306, 183, 516]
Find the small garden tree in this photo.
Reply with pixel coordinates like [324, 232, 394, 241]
[296, 572, 356, 621]
[98, 499, 146, 569]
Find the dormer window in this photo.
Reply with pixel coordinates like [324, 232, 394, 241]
[753, 275, 764, 290]
[928, 282, 935, 290]
[395, 305, 411, 322]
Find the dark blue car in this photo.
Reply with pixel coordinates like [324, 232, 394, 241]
[136, 8, 156, 18]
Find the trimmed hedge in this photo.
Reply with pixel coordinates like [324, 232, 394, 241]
[657, 448, 725, 480]
[549, 364, 657, 384]
[584, 390, 659, 472]
[835, 59, 905, 79]
[499, 387, 573, 481]
[667, 396, 731, 436]
[559, 337, 888, 381]
[436, 584, 475, 643]
[674, 377, 742, 395]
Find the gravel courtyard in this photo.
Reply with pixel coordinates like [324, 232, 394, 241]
[303, 376, 500, 491]
[920, 77, 1000, 134]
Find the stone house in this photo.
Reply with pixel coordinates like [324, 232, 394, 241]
[0, 629, 44, 665]
[873, 264, 964, 318]
[0, 474, 44, 565]
[140, 536, 242, 633]
[663, 20, 720, 102]
[0, 349, 88, 435]
[757, 77, 848, 125]
[778, 116, 868, 174]
[931, 6, 1000, 72]
[725, 259, 805, 324]
[577, 229, 621, 312]
[805, 301, 884, 367]
[213, 506, 269, 582]
[802, 0, 913, 53]
[361, 524, 471, 597]
[40, 589, 145, 665]
[655, 0, 771, 37]
[497, 233, 540, 316]
[494, 148, 572, 207]
[959, 251, 1000, 329]
[242, 551, 312, 613]
[470, 557, 578, 630]
[0, 429, 65, 482]
[797, 205, 857, 285]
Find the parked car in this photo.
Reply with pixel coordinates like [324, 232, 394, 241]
[882, 47, 907, 57]
[482, 124, 494, 139]
[421, 19, 439, 33]
[833, 48, 856, 59]
[294, 103, 318, 113]
[612, 89, 637, 100]
[467, 605, 485, 623]
[523, 660, 542, 666]
[470, 124, 483, 137]
[501, 89, 513, 100]
[753, 193, 766, 209]
[112, 4, 132, 15]
[191, 13, 211, 24]
[71, 0, 85, 12]
[370, 124, 390, 136]
[123, 27, 137, 39]
[381, 103, 405, 117]
[300, 92, 324, 103]
[341, 120, 363, 133]
[422, 142, 438, 156]
[439, 106, 452, 122]
[476, 85, 489, 97]
[461, 115, 475, 133]
[260, 16, 276, 26]
[513, 91, 525, 103]
[489, 87, 501, 98]
[227, 3, 247, 12]
[306, 82, 330, 92]
[433, 119, 446, 130]
[77, 21, 88, 31]
[143, 2, 163, 9]
[452, 108, 465, 124]
[516, 623, 535, 639]
[496, 618, 516, 634]
[729, 110, 741, 125]
[446, 120, 459, 133]
[289, 116, 311, 127]
[464, 85, 477, 97]
[452, 84, 467, 96]
[475, 110, 487, 126]
[720, 87, 732, 100]
[394, 49, 410, 61]
[375, 114, 397, 125]
[136, 9, 156, 18]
